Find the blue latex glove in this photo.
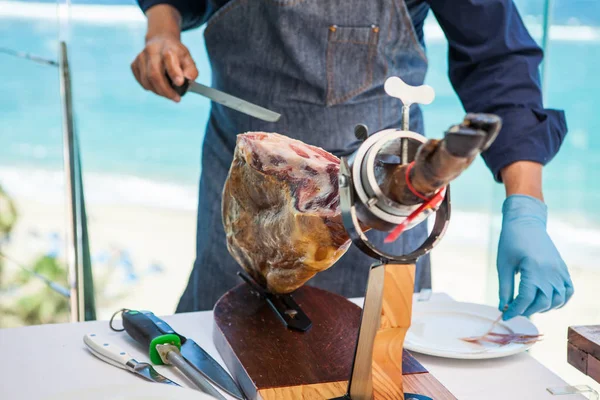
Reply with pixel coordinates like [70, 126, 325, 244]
[497, 195, 574, 320]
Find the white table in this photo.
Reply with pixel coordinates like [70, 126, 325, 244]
[0, 293, 581, 399]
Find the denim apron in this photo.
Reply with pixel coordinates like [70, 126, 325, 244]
[177, 0, 432, 312]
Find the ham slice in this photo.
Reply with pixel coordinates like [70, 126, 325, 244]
[222, 132, 350, 294]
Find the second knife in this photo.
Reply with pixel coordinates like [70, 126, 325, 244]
[83, 333, 180, 387]
[121, 309, 245, 399]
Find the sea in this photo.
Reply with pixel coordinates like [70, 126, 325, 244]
[0, 0, 599, 239]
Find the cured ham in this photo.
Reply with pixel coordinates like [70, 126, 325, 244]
[222, 132, 350, 294]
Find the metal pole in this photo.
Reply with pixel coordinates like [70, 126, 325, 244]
[59, 41, 96, 322]
[401, 105, 410, 164]
[59, 41, 80, 322]
[541, 0, 554, 95]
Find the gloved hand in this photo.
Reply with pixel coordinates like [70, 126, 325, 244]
[497, 194, 574, 320]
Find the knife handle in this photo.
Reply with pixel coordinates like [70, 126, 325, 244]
[165, 74, 189, 96]
[122, 310, 181, 366]
[84, 333, 134, 370]
[142, 311, 189, 344]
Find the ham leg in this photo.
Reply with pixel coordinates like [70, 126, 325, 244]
[222, 132, 350, 294]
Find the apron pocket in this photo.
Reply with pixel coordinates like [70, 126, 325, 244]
[326, 25, 380, 107]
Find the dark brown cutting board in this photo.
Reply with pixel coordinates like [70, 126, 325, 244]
[213, 283, 455, 399]
[568, 325, 600, 384]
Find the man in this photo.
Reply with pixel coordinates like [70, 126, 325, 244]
[133, 0, 574, 320]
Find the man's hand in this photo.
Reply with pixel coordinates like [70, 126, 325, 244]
[497, 162, 574, 320]
[131, 4, 198, 102]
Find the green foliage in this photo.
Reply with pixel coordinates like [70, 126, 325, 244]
[0, 184, 18, 283]
[0, 181, 146, 327]
[6, 256, 70, 326]
[0, 183, 70, 327]
[0, 184, 17, 236]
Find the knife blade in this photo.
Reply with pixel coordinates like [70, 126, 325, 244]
[167, 75, 281, 123]
[122, 309, 246, 400]
[156, 343, 228, 400]
[83, 333, 180, 387]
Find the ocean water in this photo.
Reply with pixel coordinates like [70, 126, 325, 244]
[1, 1, 599, 225]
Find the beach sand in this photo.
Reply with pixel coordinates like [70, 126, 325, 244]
[1, 197, 197, 321]
[2, 196, 599, 393]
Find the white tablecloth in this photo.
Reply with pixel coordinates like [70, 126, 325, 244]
[0, 293, 580, 399]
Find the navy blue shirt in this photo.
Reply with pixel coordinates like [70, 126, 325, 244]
[137, 0, 567, 182]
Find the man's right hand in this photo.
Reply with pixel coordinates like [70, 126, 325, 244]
[131, 5, 198, 102]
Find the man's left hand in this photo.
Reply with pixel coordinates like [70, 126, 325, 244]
[497, 194, 574, 320]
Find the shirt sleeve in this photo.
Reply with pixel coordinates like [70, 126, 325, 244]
[137, 0, 209, 31]
[425, 0, 568, 182]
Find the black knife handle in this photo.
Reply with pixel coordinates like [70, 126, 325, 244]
[122, 310, 182, 365]
[165, 74, 190, 96]
[141, 310, 187, 344]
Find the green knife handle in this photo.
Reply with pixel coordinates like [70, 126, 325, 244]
[165, 74, 190, 96]
[122, 310, 181, 365]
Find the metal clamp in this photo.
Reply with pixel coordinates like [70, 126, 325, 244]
[339, 156, 451, 264]
[237, 272, 312, 332]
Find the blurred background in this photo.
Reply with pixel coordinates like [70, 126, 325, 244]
[0, 0, 598, 392]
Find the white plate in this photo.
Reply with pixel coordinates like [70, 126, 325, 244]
[43, 381, 217, 400]
[405, 301, 539, 360]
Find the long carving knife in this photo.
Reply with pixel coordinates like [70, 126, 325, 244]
[167, 76, 281, 123]
[122, 309, 246, 400]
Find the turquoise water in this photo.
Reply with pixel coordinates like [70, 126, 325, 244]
[1, 3, 599, 222]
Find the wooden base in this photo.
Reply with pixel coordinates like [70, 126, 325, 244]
[568, 325, 600, 384]
[213, 283, 455, 399]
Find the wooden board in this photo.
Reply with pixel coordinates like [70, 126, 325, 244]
[258, 381, 347, 400]
[213, 283, 454, 399]
[568, 325, 600, 384]
[257, 375, 456, 400]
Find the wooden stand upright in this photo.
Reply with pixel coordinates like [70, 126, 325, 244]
[343, 263, 454, 400]
[376, 263, 416, 396]
[212, 263, 455, 400]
